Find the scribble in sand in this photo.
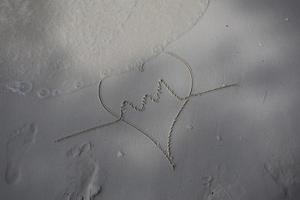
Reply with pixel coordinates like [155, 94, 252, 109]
[5, 123, 38, 184]
[55, 52, 238, 170]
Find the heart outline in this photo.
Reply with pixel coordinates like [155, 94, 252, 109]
[98, 52, 194, 169]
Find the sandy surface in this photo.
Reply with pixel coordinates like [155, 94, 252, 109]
[1, 0, 300, 199]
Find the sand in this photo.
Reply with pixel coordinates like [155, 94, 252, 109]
[1, 0, 300, 199]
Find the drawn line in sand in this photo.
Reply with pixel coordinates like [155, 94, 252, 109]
[55, 52, 238, 170]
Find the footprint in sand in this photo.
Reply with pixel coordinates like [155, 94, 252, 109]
[58, 143, 105, 200]
[5, 123, 38, 184]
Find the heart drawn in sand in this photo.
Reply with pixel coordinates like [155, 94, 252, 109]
[56, 52, 238, 170]
[98, 52, 194, 169]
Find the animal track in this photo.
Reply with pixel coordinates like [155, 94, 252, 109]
[55, 52, 238, 169]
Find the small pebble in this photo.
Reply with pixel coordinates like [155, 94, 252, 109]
[117, 151, 124, 158]
[186, 124, 194, 131]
